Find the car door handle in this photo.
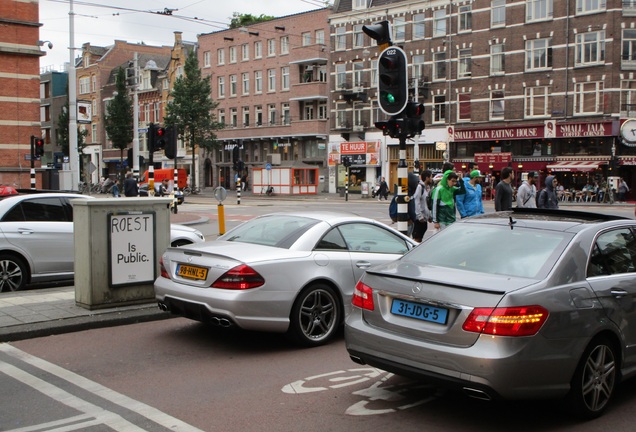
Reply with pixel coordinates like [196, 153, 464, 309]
[356, 261, 372, 269]
[17, 228, 34, 235]
[611, 289, 629, 298]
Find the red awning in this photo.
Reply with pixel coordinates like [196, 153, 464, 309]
[546, 161, 602, 172]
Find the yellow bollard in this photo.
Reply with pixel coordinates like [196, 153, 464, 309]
[218, 203, 226, 235]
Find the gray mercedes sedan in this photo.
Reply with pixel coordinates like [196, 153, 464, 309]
[345, 208, 636, 419]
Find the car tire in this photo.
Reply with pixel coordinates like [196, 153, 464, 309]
[565, 336, 618, 419]
[288, 284, 341, 347]
[0, 254, 28, 292]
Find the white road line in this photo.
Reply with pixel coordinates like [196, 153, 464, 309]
[0, 343, 203, 432]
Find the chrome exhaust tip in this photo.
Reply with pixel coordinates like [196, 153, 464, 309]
[463, 387, 492, 401]
[349, 355, 365, 365]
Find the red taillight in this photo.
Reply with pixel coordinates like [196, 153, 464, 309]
[352, 280, 374, 311]
[462, 305, 549, 337]
[211, 264, 264, 290]
[159, 256, 170, 279]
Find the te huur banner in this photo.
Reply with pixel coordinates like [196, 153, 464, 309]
[328, 141, 380, 166]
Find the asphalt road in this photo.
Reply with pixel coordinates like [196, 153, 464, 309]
[5, 318, 636, 432]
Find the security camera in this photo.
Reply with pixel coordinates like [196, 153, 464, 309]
[47, 41, 53, 49]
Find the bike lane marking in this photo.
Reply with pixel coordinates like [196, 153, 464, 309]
[0, 343, 203, 432]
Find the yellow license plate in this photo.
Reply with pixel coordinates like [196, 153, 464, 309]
[177, 264, 208, 280]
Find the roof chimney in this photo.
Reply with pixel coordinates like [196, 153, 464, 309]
[174, 32, 183, 45]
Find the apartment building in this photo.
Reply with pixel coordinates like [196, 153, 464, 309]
[197, 8, 331, 192]
[0, 0, 46, 187]
[330, 0, 636, 193]
[75, 40, 172, 183]
[39, 70, 68, 176]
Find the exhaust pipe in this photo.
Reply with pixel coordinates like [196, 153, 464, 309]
[157, 302, 169, 312]
[349, 355, 366, 365]
[463, 387, 492, 401]
[209, 316, 233, 328]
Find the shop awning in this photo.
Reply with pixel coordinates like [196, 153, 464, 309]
[546, 161, 602, 172]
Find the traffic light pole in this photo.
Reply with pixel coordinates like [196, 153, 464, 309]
[132, 53, 140, 188]
[29, 135, 36, 190]
[396, 136, 409, 235]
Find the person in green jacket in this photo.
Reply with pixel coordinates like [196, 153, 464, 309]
[431, 170, 466, 230]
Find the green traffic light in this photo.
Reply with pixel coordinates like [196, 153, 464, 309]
[386, 93, 395, 103]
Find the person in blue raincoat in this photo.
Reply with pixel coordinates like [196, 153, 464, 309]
[456, 170, 485, 218]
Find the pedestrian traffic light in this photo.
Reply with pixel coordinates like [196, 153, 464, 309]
[164, 126, 177, 159]
[342, 156, 352, 168]
[35, 138, 44, 157]
[148, 123, 157, 152]
[154, 126, 167, 150]
[377, 46, 408, 116]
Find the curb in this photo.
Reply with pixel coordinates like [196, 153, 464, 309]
[0, 306, 173, 342]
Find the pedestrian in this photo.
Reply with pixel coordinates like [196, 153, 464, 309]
[431, 170, 466, 230]
[516, 171, 539, 208]
[495, 167, 515, 211]
[412, 170, 433, 242]
[123, 171, 138, 197]
[463, 162, 477, 180]
[537, 175, 560, 209]
[111, 181, 120, 197]
[618, 178, 630, 202]
[457, 170, 485, 218]
[377, 176, 389, 201]
[155, 178, 169, 196]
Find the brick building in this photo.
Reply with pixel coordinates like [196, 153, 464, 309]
[197, 8, 331, 192]
[74, 40, 172, 183]
[329, 0, 636, 196]
[0, 0, 46, 188]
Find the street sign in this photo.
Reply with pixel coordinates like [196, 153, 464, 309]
[266, 163, 272, 170]
[138, 128, 148, 133]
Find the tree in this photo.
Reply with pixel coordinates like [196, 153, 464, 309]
[56, 99, 89, 179]
[165, 50, 221, 189]
[229, 12, 275, 28]
[103, 67, 134, 180]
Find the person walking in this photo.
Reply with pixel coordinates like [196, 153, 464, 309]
[431, 170, 466, 230]
[618, 178, 630, 202]
[412, 170, 433, 242]
[123, 171, 138, 197]
[516, 171, 539, 208]
[456, 170, 485, 218]
[537, 175, 560, 209]
[495, 167, 515, 211]
[377, 176, 389, 201]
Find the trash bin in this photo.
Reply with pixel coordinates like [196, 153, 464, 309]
[339, 187, 345, 197]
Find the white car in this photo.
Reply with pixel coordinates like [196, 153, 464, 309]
[0, 193, 204, 292]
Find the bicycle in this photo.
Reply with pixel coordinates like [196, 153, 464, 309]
[183, 186, 201, 196]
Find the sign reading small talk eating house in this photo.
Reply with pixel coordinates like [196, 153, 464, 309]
[108, 211, 156, 287]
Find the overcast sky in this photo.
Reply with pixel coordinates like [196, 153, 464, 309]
[39, 0, 329, 69]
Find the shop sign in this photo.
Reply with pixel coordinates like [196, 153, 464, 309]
[556, 122, 613, 138]
[474, 152, 512, 164]
[451, 126, 543, 142]
[328, 141, 380, 166]
[620, 157, 636, 166]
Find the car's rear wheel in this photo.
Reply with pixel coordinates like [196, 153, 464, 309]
[0, 254, 28, 292]
[288, 284, 341, 347]
[566, 336, 618, 419]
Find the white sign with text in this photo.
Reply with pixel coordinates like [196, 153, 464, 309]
[108, 212, 155, 287]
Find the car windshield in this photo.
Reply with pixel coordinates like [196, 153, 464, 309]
[220, 215, 320, 248]
[403, 223, 572, 279]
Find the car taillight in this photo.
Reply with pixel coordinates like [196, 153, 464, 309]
[211, 264, 264, 290]
[462, 305, 549, 337]
[352, 280, 374, 311]
[159, 257, 170, 279]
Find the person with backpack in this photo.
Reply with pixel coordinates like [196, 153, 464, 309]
[412, 170, 433, 242]
[456, 170, 485, 218]
[516, 171, 539, 208]
[537, 175, 559, 209]
[431, 170, 466, 230]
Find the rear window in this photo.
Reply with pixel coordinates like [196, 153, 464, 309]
[403, 223, 571, 279]
[220, 215, 319, 248]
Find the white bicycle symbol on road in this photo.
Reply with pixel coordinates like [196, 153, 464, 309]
[282, 367, 441, 416]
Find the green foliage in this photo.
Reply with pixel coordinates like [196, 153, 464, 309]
[104, 67, 134, 153]
[229, 12, 275, 28]
[56, 99, 89, 156]
[165, 50, 221, 185]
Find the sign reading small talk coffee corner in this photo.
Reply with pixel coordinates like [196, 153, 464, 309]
[108, 211, 156, 287]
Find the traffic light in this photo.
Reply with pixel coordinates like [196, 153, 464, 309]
[164, 126, 177, 159]
[155, 126, 167, 150]
[405, 102, 425, 136]
[35, 138, 44, 157]
[342, 156, 352, 168]
[232, 145, 240, 164]
[148, 123, 157, 152]
[127, 147, 133, 167]
[362, 21, 392, 49]
[377, 46, 408, 116]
